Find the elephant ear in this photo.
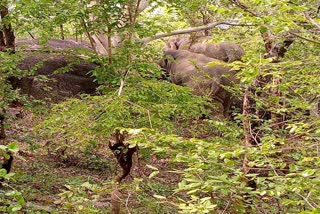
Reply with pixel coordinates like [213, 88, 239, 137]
[158, 58, 169, 68]
[168, 41, 178, 50]
[164, 40, 178, 51]
[159, 52, 175, 69]
[164, 50, 179, 59]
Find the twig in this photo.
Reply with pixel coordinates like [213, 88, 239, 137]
[222, 200, 231, 214]
[304, 12, 320, 30]
[27, 31, 35, 39]
[126, 100, 153, 129]
[245, 167, 290, 171]
[125, 192, 132, 214]
[118, 79, 125, 96]
[295, 192, 317, 209]
[231, 0, 258, 17]
[117, 70, 130, 97]
[289, 32, 320, 45]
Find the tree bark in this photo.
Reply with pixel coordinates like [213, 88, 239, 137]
[107, 27, 112, 64]
[60, 24, 65, 40]
[0, 114, 5, 139]
[0, 30, 5, 51]
[0, 5, 15, 52]
[81, 18, 96, 53]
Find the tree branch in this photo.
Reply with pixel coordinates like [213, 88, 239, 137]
[81, 18, 96, 53]
[231, 0, 258, 17]
[141, 22, 253, 44]
[289, 32, 320, 45]
[304, 12, 320, 30]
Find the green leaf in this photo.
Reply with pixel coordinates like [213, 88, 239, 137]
[7, 142, 19, 153]
[0, 169, 7, 177]
[10, 205, 22, 212]
[301, 169, 316, 177]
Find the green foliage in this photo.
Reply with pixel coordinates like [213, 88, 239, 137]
[0, 190, 25, 213]
[127, 123, 246, 213]
[0, 143, 24, 213]
[55, 182, 103, 213]
[3, 0, 320, 213]
[91, 42, 163, 85]
[0, 52, 25, 112]
[139, 6, 189, 38]
[36, 79, 211, 165]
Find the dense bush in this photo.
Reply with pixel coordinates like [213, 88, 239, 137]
[36, 79, 212, 165]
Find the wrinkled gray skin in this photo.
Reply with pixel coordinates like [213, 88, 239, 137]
[165, 37, 245, 63]
[159, 50, 238, 117]
[166, 36, 191, 50]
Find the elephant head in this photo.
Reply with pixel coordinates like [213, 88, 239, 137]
[165, 37, 245, 63]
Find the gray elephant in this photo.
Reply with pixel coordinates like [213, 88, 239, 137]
[189, 41, 245, 63]
[159, 49, 239, 117]
[165, 37, 245, 63]
[165, 36, 191, 50]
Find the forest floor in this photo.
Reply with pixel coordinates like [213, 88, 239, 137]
[4, 104, 178, 213]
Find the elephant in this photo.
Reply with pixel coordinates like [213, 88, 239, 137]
[189, 41, 245, 63]
[6, 39, 99, 102]
[165, 37, 245, 63]
[7, 54, 99, 102]
[159, 49, 239, 117]
[166, 36, 191, 50]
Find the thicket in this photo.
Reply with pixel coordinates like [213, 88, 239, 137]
[0, 0, 319, 213]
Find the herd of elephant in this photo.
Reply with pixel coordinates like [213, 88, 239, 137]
[8, 37, 245, 118]
[159, 36, 245, 117]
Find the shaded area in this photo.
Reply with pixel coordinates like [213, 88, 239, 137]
[8, 54, 99, 101]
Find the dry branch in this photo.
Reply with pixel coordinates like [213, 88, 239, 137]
[141, 22, 253, 44]
[304, 12, 320, 30]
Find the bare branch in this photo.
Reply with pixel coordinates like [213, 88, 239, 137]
[141, 22, 254, 44]
[81, 19, 96, 53]
[295, 192, 317, 209]
[304, 12, 320, 30]
[289, 32, 320, 45]
[231, 0, 258, 17]
[118, 79, 125, 96]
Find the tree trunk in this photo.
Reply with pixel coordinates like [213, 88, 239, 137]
[86, 0, 148, 55]
[0, 114, 5, 139]
[0, 5, 15, 53]
[243, 89, 257, 146]
[60, 24, 65, 40]
[0, 31, 5, 51]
